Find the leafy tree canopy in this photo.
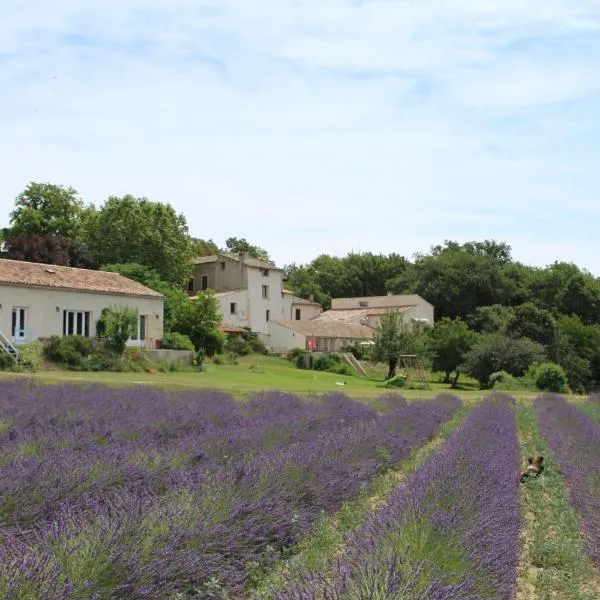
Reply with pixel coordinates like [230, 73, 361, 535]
[9, 182, 87, 240]
[463, 333, 546, 389]
[3, 234, 97, 269]
[224, 237, 271, 262]
[85, 195, 195, 285]
[426, 317, 476, 387]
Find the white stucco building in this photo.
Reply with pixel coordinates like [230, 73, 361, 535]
[0, 259, 164, 357]
[317, 294, 434, 329]
[189, 253, 322, 339]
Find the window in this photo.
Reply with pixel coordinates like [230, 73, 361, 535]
[187, 278, 194, 292]
[266, 309, 270, 322]
[131, 315, 147, 341]
[262, 285, 269, 299]
[201, 275, 209, 290]
[230, 302, 237, 315]
[359, 301, 368, 308]
[295, 308, 301, 320]
[220, 262, 226, 270]
[63, 310, 91, 337]
[262, 269, 269, 277]
[11, 307, 26, 339]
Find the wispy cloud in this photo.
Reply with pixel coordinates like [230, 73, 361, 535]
[1, 0, 599, 272]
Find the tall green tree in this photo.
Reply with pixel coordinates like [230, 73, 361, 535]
[426, 317, 476, 387]
[467, 305, 515, 334]
[283, 264, 331, 308]
[463, 333, 546, 389]
[172, 291, 224, 355]
[9, 182, 87, 240]
[506, 302, 559, 361]
[3, 234, 97, 269]
[193, 238, 219, 257]
[224, 237, 271, 262]
[86, 195, 195, 285]
[373, 311, 425, 363]
[533, 262, 600, 324]
[102, 263, 189, 333]
[386, 240, 518, 319]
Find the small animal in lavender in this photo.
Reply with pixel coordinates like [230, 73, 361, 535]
[520, 455, 544, 483]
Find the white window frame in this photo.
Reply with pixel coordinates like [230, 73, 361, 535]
[11, 306, 27, 342]
[130, 315, 147, 342]
[63, 310, 91, 337]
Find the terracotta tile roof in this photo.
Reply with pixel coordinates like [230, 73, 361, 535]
[220, 323, 246, 334]
[314, 306, 411, 323]
[0, 259, 163, 298]
[271, 320, 374, 339]
[193, 253, 282, 271]
[282, 289, 321, 306]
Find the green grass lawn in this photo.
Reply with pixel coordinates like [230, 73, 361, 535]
[0, 355, 548, 399]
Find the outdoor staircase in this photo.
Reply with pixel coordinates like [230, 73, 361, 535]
[342, 353, 369, 377]
[0, 331, 19, 365]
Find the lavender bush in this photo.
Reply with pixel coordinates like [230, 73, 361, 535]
[283, 393, 520, 599]
[0, 381, 461, 598]
[535, 394, 600, 570]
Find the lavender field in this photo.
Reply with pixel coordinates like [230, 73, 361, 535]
[0, 381, 460, 599]
[2, 382, 600, 599]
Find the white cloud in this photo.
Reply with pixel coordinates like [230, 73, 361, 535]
[1, 0, 600, 273]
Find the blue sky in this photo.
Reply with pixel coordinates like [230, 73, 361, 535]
[2, 1, 600, 272]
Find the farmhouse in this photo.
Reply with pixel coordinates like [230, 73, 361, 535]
[189, 253, 321, 338]
[267, 293, 434, 352]
[269, 319, 374, 353]
[0, 259, 164, 356]
[314, 294, 433, 329]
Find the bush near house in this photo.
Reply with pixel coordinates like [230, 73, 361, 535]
[294, 352, 354, 376]
[160, 332, 195, 351]
[224, 328, 268, 357]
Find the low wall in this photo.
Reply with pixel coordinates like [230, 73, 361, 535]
[146, 349, 195, 365]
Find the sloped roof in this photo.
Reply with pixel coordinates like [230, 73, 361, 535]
[282, 290, 321, 306]
[314, 306, 412, 323]
[220, 323, 246, 334]
[0, 259, 163, 298]
[193, 253, 282, 271]
[271, 320, 374, 339]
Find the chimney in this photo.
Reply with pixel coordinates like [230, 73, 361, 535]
[387, 291, 392, 296]
[309, 294, 314, 302]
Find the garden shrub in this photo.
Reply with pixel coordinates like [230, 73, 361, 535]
[287, 348, 304, 362]
[489, 370, 529, 391]
[0, 352, 18, 371]
[98, 306, 139, 355]
[17, 342, 44, 371]
[43, 336, 94, 368]
[160, 332, 194, 351]
[527, 362, 571, 393]
[224, 335, 252, 356]
[312, 353, 353, 376]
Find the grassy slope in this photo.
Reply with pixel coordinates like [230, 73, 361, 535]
[0, 355, 545, 399]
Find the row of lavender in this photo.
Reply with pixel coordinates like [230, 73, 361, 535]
[0, 382, 461, 598]
[535, 394, 600, 571]
[283, 394, 521, 599]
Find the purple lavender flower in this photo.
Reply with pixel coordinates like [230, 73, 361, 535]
[535, 394, 600, 570]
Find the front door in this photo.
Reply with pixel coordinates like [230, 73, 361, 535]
[11, 307, 27, 343]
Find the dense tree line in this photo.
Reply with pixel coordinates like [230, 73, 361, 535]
[286, 241, 600, 392]
[3, 182, 600, 391]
